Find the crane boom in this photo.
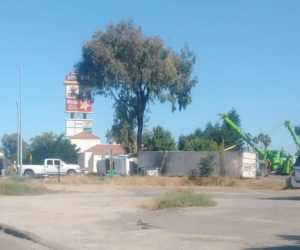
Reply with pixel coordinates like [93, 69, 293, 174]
[219, 112, 292, 174]
[284, 121, 300, 152]
[219, 113, 264, 156]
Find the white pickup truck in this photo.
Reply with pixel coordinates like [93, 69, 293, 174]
[287, 156, 300, 188]
[21, 158, 81, 178]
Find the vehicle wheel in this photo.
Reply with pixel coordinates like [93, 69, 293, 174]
[24, 169, 34, 178]
[67, 169, 76, 176]
[286, 176, 292, 189]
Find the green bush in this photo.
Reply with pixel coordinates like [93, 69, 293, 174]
[189, 154, 215, 181]
[198, 154, 215, 177]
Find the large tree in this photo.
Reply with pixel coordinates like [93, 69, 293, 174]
[177, 128, 203, 150]
[178, 109, 244, 151]
[143, 126, 177, 151]
[184, 138, 219, 151]
[1, 133, 28, 162]
[221, 108, 244, 150]
[202, 122, 222, 145]
[29, 133, 79, 164]
[178, 123, 222, 151]
[254, 133, 271, 150]
[106, 102, 136, 153]
[76, 20, 197, 151]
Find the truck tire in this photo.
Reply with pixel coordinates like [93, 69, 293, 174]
[67, 169, 76, 176]
[286, 176, 292, 189]
[24, 169, 34, 178]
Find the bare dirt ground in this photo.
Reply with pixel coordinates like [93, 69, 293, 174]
[0, 176, 300, 250]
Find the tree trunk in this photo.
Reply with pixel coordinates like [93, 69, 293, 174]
[136, 84, 148, 153]
[137, 111, 144, 152]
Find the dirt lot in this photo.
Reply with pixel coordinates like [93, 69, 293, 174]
[0, 176, 300, 250]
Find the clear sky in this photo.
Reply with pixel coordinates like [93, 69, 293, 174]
[1, 0, 299, 154]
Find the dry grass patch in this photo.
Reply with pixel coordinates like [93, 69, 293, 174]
[105, 176, 285, 190]
[41, 175, 286, 190]
[241, 178, 286, 190]
[102, 176, 191, 186]
[41, 175, 191, 186]
[43, 174, 100, 185]
[189, 176, 286, 190]
[0, 177, 55, 195]
[145, 189, 217, 210]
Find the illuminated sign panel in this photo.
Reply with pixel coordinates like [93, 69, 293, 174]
[65, 72, 77, 81]
[64, 72, 92, 113]
[66, 85, 79, 98]
[65, 98, 92, 113]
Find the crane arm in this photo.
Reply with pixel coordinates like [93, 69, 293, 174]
[219, 113, 263, 156]
[284, 121, 300, 151]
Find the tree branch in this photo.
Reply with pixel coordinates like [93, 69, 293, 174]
[109, 88, 136, 110]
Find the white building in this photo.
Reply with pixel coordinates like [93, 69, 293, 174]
[69, 131, 101, 153]
[97, 155, 137, 176]
[79, 144, 126, 173]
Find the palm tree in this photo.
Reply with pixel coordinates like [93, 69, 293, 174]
[257, 133, 271, 149]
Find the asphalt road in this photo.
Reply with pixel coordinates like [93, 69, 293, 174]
[0, 231, 50, 250]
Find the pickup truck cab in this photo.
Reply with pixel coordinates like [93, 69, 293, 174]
[21, 158, 81, 178]
[287, 156, 300, 188]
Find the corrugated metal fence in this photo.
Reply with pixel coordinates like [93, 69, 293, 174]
[137, 151, 245, 177]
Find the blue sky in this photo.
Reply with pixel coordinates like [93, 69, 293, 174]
[0, 0, 299, 154]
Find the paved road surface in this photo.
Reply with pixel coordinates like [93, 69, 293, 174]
[0, 231, 50, 250]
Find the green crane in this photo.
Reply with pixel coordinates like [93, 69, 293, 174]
[284, 121, 300, 154]
[220, 113, 292, 174]
[219, 113, 263, 155]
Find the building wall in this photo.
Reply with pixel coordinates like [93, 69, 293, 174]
[91, 155, 102, 173]
[95, 155, 137, 175]
[70, 138, 101, 153]
[79, 151, 93, 169]
[137, 151, 257, 178]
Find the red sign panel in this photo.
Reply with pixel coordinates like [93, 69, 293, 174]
[66, 98, 92, 113]
[65, 72, 77, 81]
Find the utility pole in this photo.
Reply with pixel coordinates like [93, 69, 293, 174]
[19, 65, 23, 175]
[16, 102, 19, 167]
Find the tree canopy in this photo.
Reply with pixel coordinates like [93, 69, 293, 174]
[184, 138, 219, 151]
[143, 126, 177, 151]
[76, 20, 197, 151]
[29, 133, 79, 164]
[221, 109, 244, 150]
[178, 108, 244, 151]
[1, 133, 28, 162]
[253, 133, 271, 150]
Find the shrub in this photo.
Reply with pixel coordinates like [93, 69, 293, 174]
[189, 154, 215, 181]
[198, 154, 215, 177]
[146, 189, 217, 210]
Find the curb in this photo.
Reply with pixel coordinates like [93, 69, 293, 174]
[0, 223, 72, 250]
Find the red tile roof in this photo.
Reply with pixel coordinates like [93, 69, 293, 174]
[69, 131, 100, 140]
[85, 144, 125, 155]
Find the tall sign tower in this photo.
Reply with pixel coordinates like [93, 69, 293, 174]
[64, 72, 93, 137]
